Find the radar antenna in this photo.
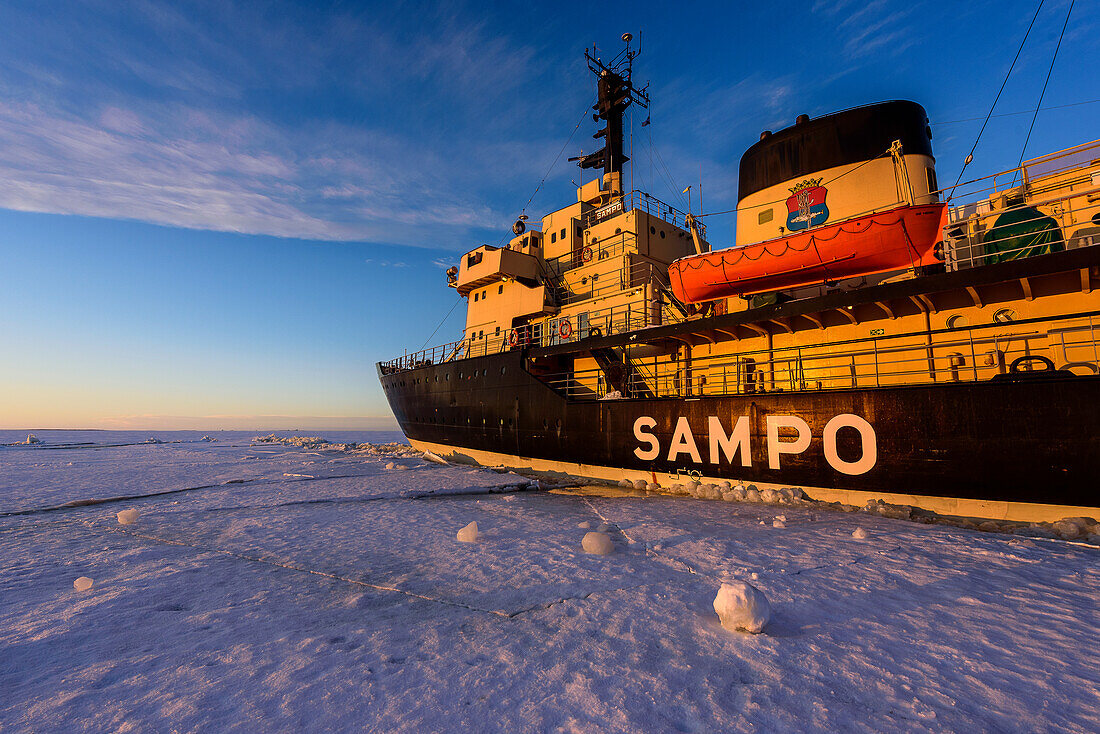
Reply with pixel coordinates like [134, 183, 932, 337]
[568, 33, 649, 179]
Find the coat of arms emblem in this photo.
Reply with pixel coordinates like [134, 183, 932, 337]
[786, 178, 829, 231]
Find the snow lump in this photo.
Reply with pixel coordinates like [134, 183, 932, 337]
[73, 577, 94, 592]
[116, 509, 139, 525]
[713, 581, 770, 634]
[581, 531, 614, 555]
[457, 521, 479, 543]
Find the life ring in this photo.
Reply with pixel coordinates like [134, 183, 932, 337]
[508, 330, 520, 347]
[1009, 355, 1055, 373]
[581, 246, 593, 263]
[559, 319, 572, 339]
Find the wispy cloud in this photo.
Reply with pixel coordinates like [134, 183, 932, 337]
[817, 0, 922, 59]
[0, 1, 555, 248]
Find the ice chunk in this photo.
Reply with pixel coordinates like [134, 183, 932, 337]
[745, 488, 761, 503]
[456, 521, 479, 543]
[73, 577, 94, 592]
[384, 462, 396, 470]
[116, 509, 139, 525]
[713, 581, 770, 634]
[596, 523, 611, 533]
[633, 479, 648, 491]
[772, 519, 786, 528]
[577, 521, 593, 529]
[1053, 519, 1088, 539]
[720, 481, 732, 491]
[23, 433, 42, 445]
[582, 531, 614, 555]
[618, 479, 633, 488]
[422, 451, 448, 465]
[761, 488, 780, 504]
[645, 482, 660, 493]
[852, 527, 869, 539]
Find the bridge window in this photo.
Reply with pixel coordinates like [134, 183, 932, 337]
[498, 284, 503, 294]
[474, 292, 479, 302]
[550, 231, 557, 243]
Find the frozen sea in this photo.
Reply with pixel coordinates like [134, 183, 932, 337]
[1, 430, 1098, 732]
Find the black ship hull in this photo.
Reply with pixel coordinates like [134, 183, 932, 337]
[379, 350, 1100, 516]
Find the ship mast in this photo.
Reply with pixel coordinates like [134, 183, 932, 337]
[569, 34, 649, 179]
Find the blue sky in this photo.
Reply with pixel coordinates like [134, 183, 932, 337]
[1, 0, 1097, 429]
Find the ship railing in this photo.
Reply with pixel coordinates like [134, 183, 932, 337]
[944, 193, 1100, 271]
[380, 337, 474, 373]
[943, 138, 1100, 271]
[578, 190, 706, 241]
[539, 310, 1100, 400]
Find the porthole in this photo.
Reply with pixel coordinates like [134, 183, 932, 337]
[650, 226, 656, 234]
[946, 314, 969, 330]
[507, 418, 513, 427]
[458, 371, 463, 379]
[445, 373, 450, 381]
[660, 230, 666, 239]
[993, 308, 1016, 323]
[501, 366, 507, 375]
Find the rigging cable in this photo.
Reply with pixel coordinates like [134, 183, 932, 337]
[934, 98, 1100, 125]
[520, 103, 593, 216]
[1017, 0, 1074, 168]
[695, 148, 892, 219]
[419, 297, 462, 351]
[947, 0, 1045, 199]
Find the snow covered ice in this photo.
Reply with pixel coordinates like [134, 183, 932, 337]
[72, 576, 94, 592]
[116, 509, 138, 525]
[713, 581, 771, 634]
[2, 429, 1100, 733]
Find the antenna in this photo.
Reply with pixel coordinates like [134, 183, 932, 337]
[567, 33, 650, 179]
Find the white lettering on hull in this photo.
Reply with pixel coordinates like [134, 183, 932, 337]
[823, 414, 877, 475]
[631, 413, 877, 476]
[633, 416, 660, 460]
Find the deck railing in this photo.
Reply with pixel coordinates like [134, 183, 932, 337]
[944, 139, 1100, 270]
[538, 310, 1100, 400]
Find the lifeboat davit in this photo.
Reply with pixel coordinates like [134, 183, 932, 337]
[669, 202, 947, 304]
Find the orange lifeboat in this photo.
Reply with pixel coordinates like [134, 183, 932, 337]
[669, 202, 947, 304]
